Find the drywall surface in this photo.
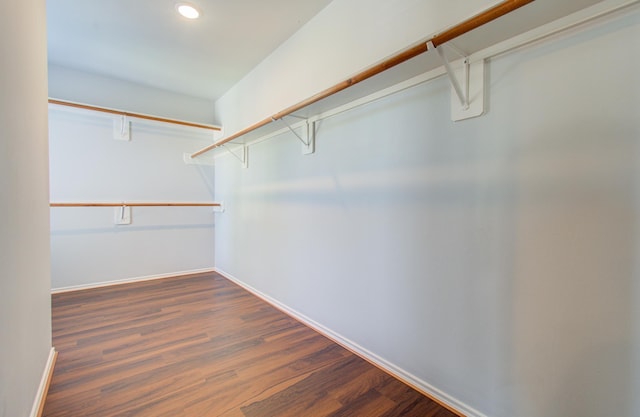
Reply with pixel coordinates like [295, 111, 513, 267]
[48, 64, 217, 125]
[214, 7, 640, 417]
[215, 0, 501, 134]
[49, 107, 217, 290]
[0, 1, 52, 416]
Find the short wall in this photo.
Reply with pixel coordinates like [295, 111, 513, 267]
[49, 105, 217, 289]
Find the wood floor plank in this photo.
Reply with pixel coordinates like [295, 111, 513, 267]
[43, 272, 461, 417]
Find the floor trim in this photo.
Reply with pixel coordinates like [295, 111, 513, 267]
[30, 347, 57, 417]
[214, 267, 484, 417]
[51, 268, 216, 294]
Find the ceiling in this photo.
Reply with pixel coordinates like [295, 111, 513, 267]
[46, 0, 333, 102]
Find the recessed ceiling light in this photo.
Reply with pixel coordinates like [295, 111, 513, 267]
[176, 3, 200, 19]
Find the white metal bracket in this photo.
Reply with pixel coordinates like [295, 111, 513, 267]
[274, 116, 315, 155]
[113, 115, 131, 141]
[114, 204, 131, 225]
[428, 41, 485, 121]
[222, 143, 248, 168]
[213, 201, 225, 213]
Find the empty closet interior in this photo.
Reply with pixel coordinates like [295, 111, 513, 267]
[2, 1, 639, 417]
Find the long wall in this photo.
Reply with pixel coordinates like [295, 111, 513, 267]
[48, 106, 217, 290]
[213, 4, 640, 417]
[0, 1, 53, 416]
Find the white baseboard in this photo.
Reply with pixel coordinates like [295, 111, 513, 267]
[214, 267, 487, 417]
[30, 347, 57, 417]
[51, 268, 216, 294]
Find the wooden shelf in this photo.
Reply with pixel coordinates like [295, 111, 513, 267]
[49, 99, 221, 132]
[50, 202, 221, 207]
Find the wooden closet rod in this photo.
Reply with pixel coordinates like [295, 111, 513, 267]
[48, 99, 222, 132]
[190, 0, 533, 158]
[50, 202, 221, 207]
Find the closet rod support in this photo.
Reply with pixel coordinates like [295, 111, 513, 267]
[273, 116, 315, 155]
[114, 115, 131, 141]
[222, 144, 248, 168]
[273, 116, 310, 147]
[428, 41, 469, 110]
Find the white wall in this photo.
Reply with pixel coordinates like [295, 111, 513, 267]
[49, 106, 217, 290]
[214, 6, 640, 417]
[48, 64, 217, 125]
[0, 0, 52, 416]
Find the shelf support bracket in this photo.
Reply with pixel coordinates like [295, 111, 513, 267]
[428, 41, 485, 121]
[213, 201, 225, 213]
[273, 116, 315, 155]
[429, 41, 469, 110]
[113, 114, 131, 141]
[222, 143, 248, 168]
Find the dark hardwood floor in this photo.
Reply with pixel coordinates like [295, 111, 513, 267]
[43, 272, 460, 417]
